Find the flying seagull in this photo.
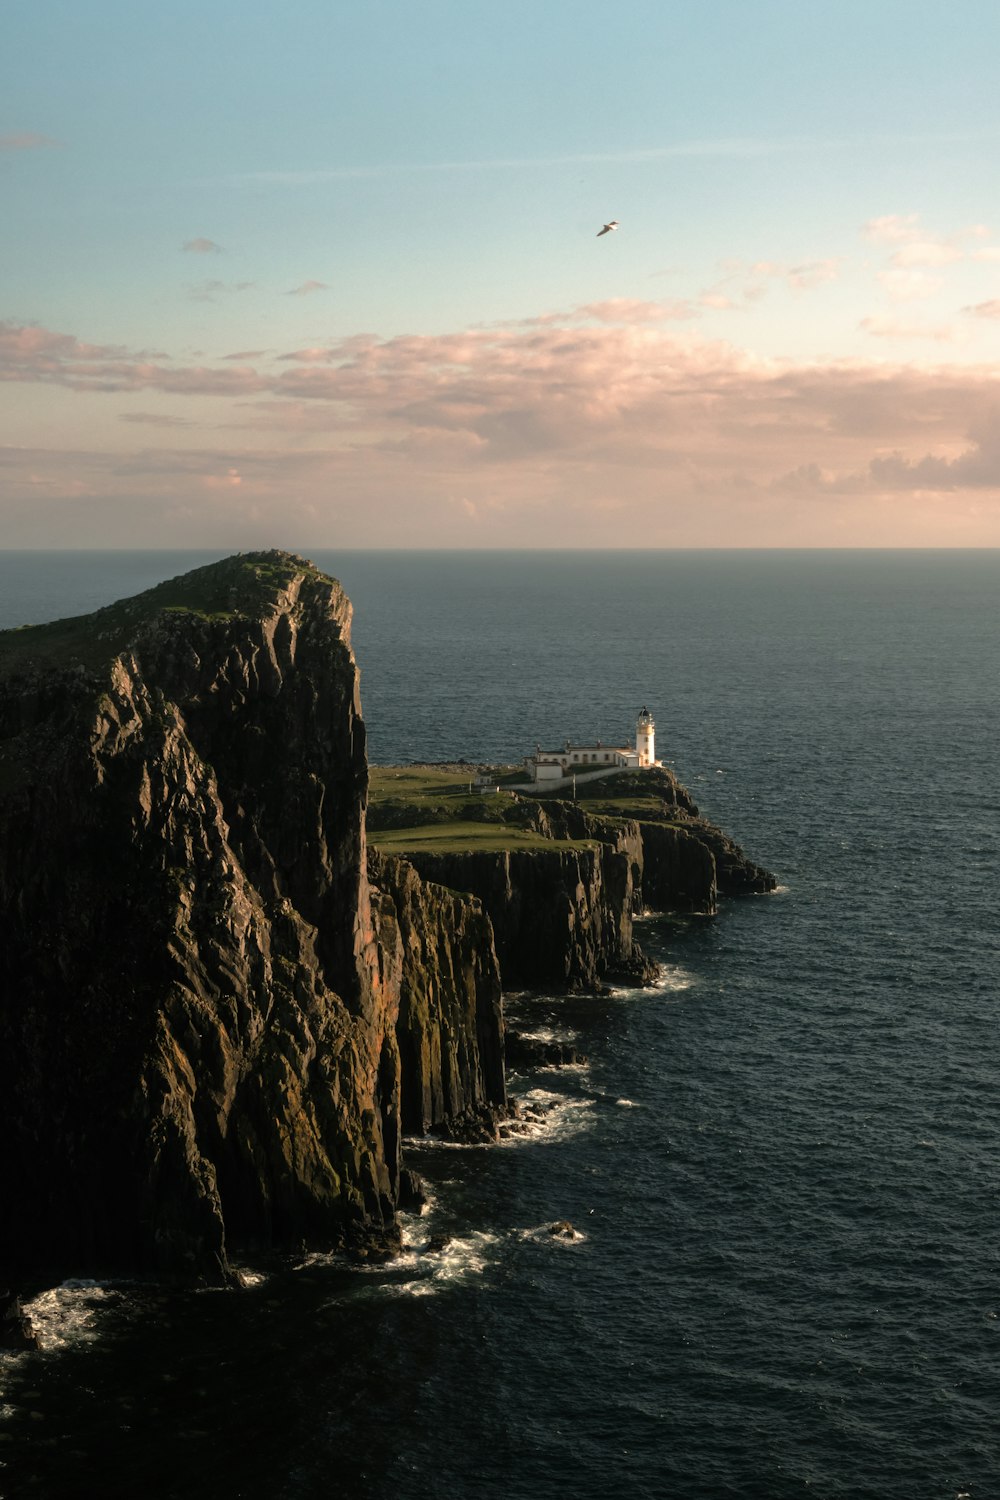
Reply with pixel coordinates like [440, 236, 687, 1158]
[596, 221, 619, 237]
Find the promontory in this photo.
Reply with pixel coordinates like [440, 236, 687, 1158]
[0, 552, 773, 1284]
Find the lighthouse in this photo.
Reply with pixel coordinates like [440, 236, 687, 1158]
[636, 706, 655, 767]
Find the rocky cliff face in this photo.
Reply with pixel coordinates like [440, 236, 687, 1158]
[0, 555, 408, 1280]
[404, 824, 654, 993]
[401, 799, 772, 993]
[369, 852, 506, 1140]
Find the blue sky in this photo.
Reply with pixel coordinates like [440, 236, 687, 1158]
[4, 0, 1000, 546]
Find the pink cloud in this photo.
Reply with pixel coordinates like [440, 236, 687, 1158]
[876, 269, 944, 302]
[890, 242, 963, 268]
[573, 298, 697, 324]
[186, 280, 255, 302]
[183, 237, 223, 254]
[0, 132, 58, 151]
[5, 315, 1000, 545]
[963, 299, 1000, 319]
[863, 214, 921, 243]
[859, 316, 956, 342]
[701, 258, 841, 308]
[287, 280, 329, 296]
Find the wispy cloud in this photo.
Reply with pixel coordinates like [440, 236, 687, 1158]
[185, 280, 255, 302]
[287, 280, 329, 296]
[859, 316, 956, 342]
[0, 132, 59, 151]
[183, 237, 223, 254]
[230, 136, 838, 187]
[963, 299, 1000, 319]
[231, 131, 1000, 188]
[119, 411, 195, 427]
[700, 257, 842, 309]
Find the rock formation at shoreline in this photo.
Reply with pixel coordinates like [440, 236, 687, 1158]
[0, 551, 773, 1282]
[370, 851, 506, 1141]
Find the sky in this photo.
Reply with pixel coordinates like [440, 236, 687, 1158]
[4, 0, 1000, 548]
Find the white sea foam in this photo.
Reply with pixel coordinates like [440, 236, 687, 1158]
[510, 1025, 578, 1045]
[500, 1087, 596, 1147]
[607, 964, 694, 1000]
[655, 965, 695, 993]
[232, 1268, 268, 1287]
[401, 1133, 484, 1151]
[357, 1230, 502, 1300]
[19, 1282, 115, 1352]
[616, 1098, 640, 1108]
[519, 1223, 589, 1247]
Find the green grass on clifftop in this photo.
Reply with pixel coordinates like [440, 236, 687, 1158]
[369, 821, 594, 855]
[0, 551, 338, 678]
[367, 764, 589, 854]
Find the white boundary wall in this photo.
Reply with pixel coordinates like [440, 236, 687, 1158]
[507, 764, 646, 794]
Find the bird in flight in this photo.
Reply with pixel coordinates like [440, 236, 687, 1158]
[597, 221, 619, 237]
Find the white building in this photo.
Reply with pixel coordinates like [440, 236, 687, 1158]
[524, 708, 659, 784]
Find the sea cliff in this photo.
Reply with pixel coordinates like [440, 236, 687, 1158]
[0, 552, 772, 1284]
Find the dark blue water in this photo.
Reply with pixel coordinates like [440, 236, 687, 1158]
[1, 551, 997, 1500]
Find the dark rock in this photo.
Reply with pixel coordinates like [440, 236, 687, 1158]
[424, 1234, 452, 1255]
[397, 1167, 428, 1213]
[504, 1032, 587, 1069]
[548, 1221, 576, 1239]
[369, 852, 507, 1140]
[1, 1290, 40, 1350]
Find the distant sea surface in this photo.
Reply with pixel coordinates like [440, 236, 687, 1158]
[0, 550, 997, 1500]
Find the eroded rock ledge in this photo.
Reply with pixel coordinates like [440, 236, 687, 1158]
[0, 552, 772, 1283]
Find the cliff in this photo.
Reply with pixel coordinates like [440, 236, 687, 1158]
[0, 553, 773, 1283]
[403, 830, 653, 992]
[369, 852, 506, 1140]
[0, 554, 507, 1281]
[370, 768, 775, 992]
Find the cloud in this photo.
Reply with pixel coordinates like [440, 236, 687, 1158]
[232, 137, 827, 188]
[889, 241, 964, 268]
[0, 132, 59, 151]
[119, 411, 195, 427]
[867, 417, 1000, 489]
[963, 299, 1000, 319]
[859, 316, 956, 342]
[863, 214, 921, 243]
[579, 298, 696, 323]
[183, 237, 223, 254]
[876, 269, 945, 302]
[700, 258, 842, 309]
[186, 280, 255, 302]
[287, 280, 329, 296]
[6, 313, 1000, 545]
[865, 214, 1000, 280]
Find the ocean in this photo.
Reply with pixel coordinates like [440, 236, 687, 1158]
[0, 550, 997, 1500]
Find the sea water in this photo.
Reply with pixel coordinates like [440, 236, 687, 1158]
[0, 550, 997, 1500]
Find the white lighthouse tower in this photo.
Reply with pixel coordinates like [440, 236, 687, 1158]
[636, 706, 655, 767]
